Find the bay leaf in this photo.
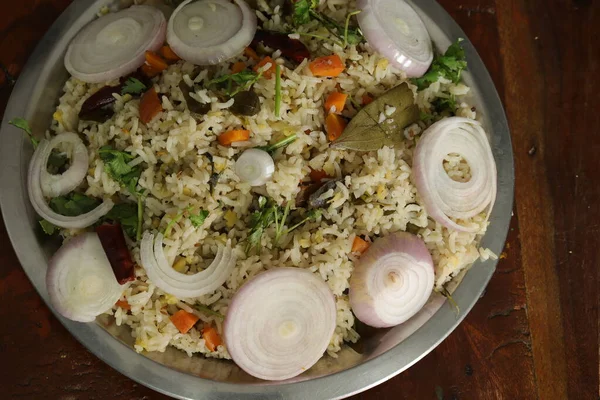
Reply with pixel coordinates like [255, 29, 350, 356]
[331, 82, 419, 151]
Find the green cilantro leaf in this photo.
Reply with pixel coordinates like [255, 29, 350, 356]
[120, 78, 147, 96]
[293, 0, 317, 25]
[207, 71, 262, 97]
[104, 202, 139, 239]
[49, 193, 100, 217]
[9, 117, 38, 148]
[189, 210, 209, 228]
[39, 220, 58, 235]
[98, 146, 142, 195]
[412, 39, 467, 90]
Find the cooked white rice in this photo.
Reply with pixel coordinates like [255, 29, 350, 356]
[49, 0, 495, 360]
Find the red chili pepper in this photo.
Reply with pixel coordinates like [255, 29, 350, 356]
[251, 31, 310, 64]
[96, 224, 135, 284]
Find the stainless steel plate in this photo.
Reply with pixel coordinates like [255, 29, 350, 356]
[0, 0, 514, 398]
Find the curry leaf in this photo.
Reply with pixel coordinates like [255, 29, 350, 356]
[332, 83, 419, 151]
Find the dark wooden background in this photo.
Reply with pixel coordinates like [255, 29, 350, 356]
[1, 0, 598, 399]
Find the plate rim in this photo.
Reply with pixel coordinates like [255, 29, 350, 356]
[0, 0, 514, 399]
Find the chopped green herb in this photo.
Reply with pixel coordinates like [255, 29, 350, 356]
[274, 64, 282, 118]
[256, 134, 297, 154]
[292, 0, 362, 46]
[283, 209, 321, 238]
[343, 11, 362, 47]
[207, 70, 262, 97]
[104, 202, 139, 239]
[120, 77, 147, 96]
[246, 196, 321, 252]
[190, 210, 209, 228]
[273, 201, 291, 245]
[246, 196, 278, 253]
[292, 0, 318, 25]
[194, 304, 224, 319]
[46, 150, 69, 173]
[412, 39, 467, 90]
[39, 220, 58, 235]
[432, 95, 457, 115]
[98, 146, 142, 196]
[9, 118, 38, 148]
[420, 111, 435, 123]
[49, 193, 100, 217]
[164, 207, 189, 238]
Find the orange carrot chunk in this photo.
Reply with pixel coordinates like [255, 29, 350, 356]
[170, 310, 199, 334]
[218, 129, 250, 146]
[309, 168, 329, 183]
[141, 63, 162, 78]
[325, 113, 347, 142]
[115, 300, 131, 310]
[253, 56, 276, 79]
[309, 54, 345, 77]
[244, 47, 260, 61]
[139, 87, 163, 124]
[352, 236, 370, 254]
[362, 94, 374, 105]
[324, 92, 348, 114]
[202, 326, 222, 352]
[160, 45, 181, 62]
[231, 61, 247, 74]
[145, 51, 168, 72]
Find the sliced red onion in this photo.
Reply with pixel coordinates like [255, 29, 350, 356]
[349, 232, 434, 328]
[40, 132, 89, 198]
[64, 6, 166, 83]
[234, 149, 275, 186]
[46, 232, 125, 322]
[224, 268, 336, 380]
[140, 232, 236, 298]
[167, 0, 257, 65]
[413, 117, 497, 232]
[357, 0, 433, 77]
[28, 140, 114, 229]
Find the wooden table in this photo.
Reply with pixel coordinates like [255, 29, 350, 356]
[0, 1, 597, 399]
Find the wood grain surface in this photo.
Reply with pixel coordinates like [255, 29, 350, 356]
[0, 1, 598, 399]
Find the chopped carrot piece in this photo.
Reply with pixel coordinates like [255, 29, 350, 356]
[115, 299, 131, 310]
[309, 54, 345, 77]
[159, 45, 181, 62]
[352, 236, 370, 254]
[170, 310, 199, 334]
[231, 61, 247, 74]
[141, 63, 162, 78]
[145, 51, 168, 72]
[244, 47, 260, 61]
[139, 87, 163, 124]
[324, 92, 348, 114]
[202, 326, 222, 352]
[362, 94, 374, 105]
[325, 113, 347, 142]
[218, 129, 250, 146]
[253, 56, 276, 79]
[309, 168, 329, 183]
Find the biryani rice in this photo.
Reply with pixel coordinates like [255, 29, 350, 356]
[48, 0, 495, 360]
